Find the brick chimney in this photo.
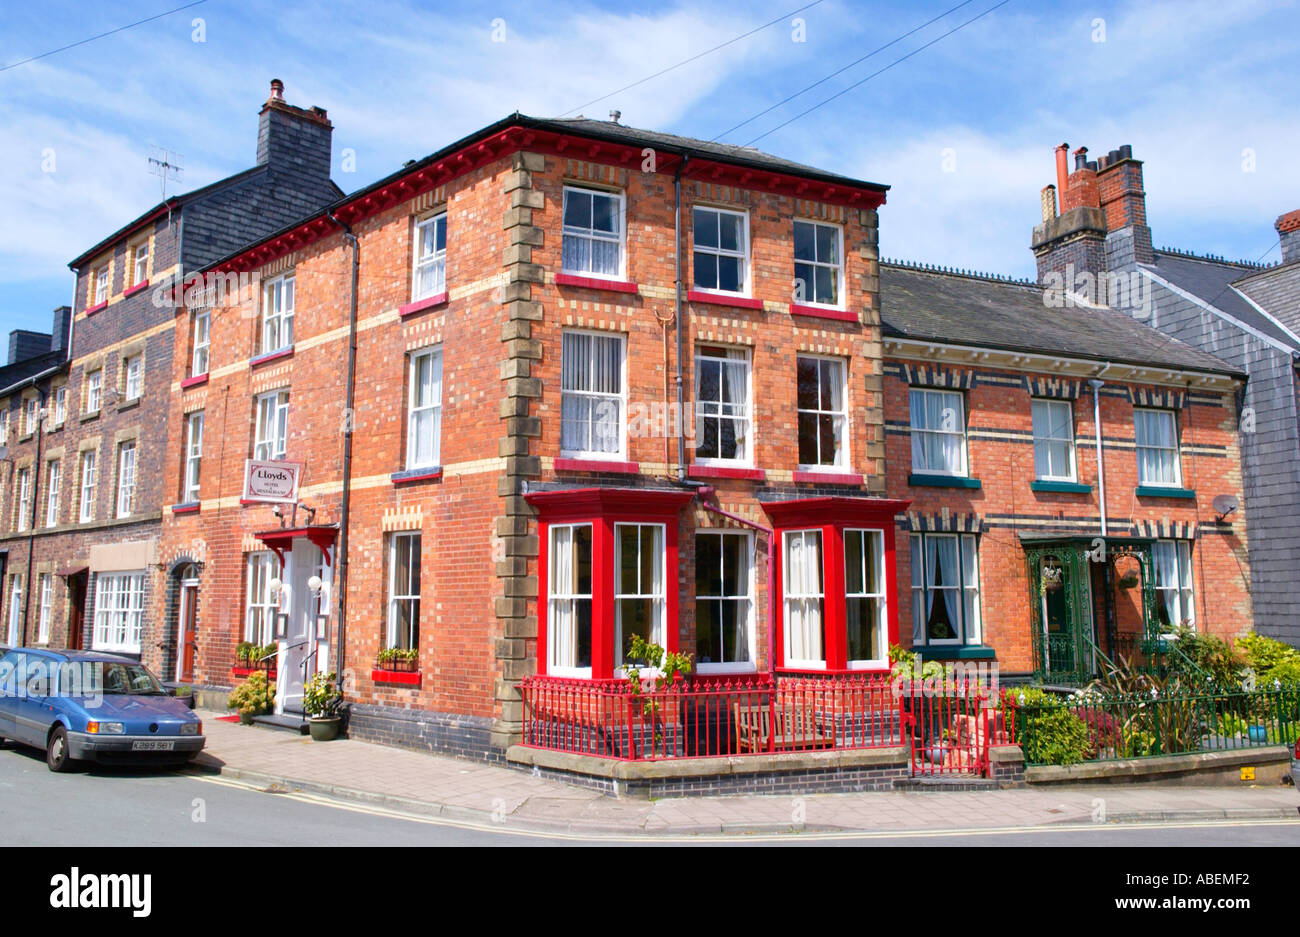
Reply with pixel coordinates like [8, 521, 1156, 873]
[1096, 144, 1154, 266]
[257, 79, 333, 180]
[1276, 210, 1300, 265]
[49, 305, 72, 355]
[1031, 142, 1108, 285]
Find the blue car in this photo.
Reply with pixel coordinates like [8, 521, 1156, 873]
[0, 648, 204, 772]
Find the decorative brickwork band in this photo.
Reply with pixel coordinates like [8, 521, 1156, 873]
[1132, 386, 1186, 409]
[1131, 519, 1197, 539]
[900, 509, 985, 533]
[1022, 375, 1081, 399]
[900, 362, 975, 390]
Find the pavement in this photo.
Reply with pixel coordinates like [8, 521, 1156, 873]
[188, 711, 1300, 836]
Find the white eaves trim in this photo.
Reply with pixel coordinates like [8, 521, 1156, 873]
[1139, 264, 1300, 357]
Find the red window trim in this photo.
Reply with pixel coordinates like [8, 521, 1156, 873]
[250, 346, 294, 368]
[555, 273, 639, 294]
[792, 470, 864, 485]
[122, 280, 150, 299]
[789, 302, 856, 323]
[554, 457, 639, 475]
[528, 487, 694, 680]
[399, 292, 449, 317]
[180, 373, 209, 390]
[762, 496, 911, 673]
[686, 290, 764, 311]
[687, 464, 766, 481]
[371, 668, 421, 686]
[85, 301, 108, 316]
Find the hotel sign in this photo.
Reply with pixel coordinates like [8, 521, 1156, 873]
[242, 459, 303, 505]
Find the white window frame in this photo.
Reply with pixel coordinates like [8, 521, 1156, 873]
[85, 370, 102, 413]
[796, 354, 849, 471]
[844, 528, 888, 668]
[1031, 398, 1077, 482]
[78, 450, 97, 522]
[94, 266, 109, 305]
[406, 347, 443, 469]
[694, 346, 752, 465]
[6, 575, 22, 646]
[793, 219, 844, 309]
[37, 574, 52, 644]
[53, 386, 67, 425]
[560, 329, 626, 460]
[192, 310, 211, 377]
[909, 387, 968, 476]
[260, 273, 295, 354]
[693, 529, 756, 674]
[547, 523, 594, 678]
[412, 212, 448, 300]
[132, 240, 149, 286]
[184, 412, 204, 503]
[124, 354, 143, 401]
[910, 533, 982, 647]
[0, 411, 8, 444]
[561, 186, 625, 280]
[692, 205, 750, 296]
[92, 571, 144, 653]
[45, 460, 61, 527]
[15, 467, 31, 532]
[254, 390, 289, 461]
[116, 441, 136, 518]
[23, 397, 38, 436]
[1134, 407, 1182, 487]
[386, 532, 422, 651]
[613, 522, 666, 672]
[244, 552, 279, 645]
[1153, 539, 1195, 632]
[783, 528, 826, 669]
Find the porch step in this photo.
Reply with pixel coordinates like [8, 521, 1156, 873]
[250, 713, 309, 734]
[896, 776, 1000, 792]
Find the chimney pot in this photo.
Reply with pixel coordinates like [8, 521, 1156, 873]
[1073, 146, 1088, 170]
[270, 78, 285, 101]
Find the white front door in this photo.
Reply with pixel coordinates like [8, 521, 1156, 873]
[276, 540, 319, 714]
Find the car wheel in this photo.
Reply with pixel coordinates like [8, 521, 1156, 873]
[46, 727, 74, 773]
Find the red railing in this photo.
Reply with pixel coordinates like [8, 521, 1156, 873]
[901, 676, 1007, 776]
[522, 673, 906, 761]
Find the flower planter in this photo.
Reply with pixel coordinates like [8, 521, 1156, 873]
[238, 711, 256, 726]
[1248, 725, 1269, 743]
[375, 656, 418, 673]
[309, 717, 341, 742]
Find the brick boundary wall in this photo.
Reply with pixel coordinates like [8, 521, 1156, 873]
[346, 703, 501, 763]
[516, 762, 911, 798]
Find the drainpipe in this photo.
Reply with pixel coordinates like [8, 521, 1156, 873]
[1088, 377, 1108, 536]
[674, 153, 689, 481]
[20, 384, 49, 647]
[699, 496, 776, 679]
[327, 209, 360, 691]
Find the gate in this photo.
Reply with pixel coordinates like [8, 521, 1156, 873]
[903, 678, 998, 776]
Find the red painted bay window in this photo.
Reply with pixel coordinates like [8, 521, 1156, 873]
[761, 497, 910, 674]
[528, 487, 693, 680]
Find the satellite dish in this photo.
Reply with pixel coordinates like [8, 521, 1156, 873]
[1212, 494, 1239, 519]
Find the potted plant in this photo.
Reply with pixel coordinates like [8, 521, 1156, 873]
[377, 647, 419, 673]
[227, 671, 273, 725]
[235, 642, 255, 669]
[303, 671, 343, 741]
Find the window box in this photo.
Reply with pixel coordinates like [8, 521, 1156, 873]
[180, 373, 209, 389]
[792, 470, 863, 485]
[687, 465, 766, 481]
[555, 273, 639, 294]
[232, 665, 277, 680]
[908, 473, 982, 489]
[1135, 486, 1195, 499]
[250, 346, 294, 368]
[122, 280, 149, 299]
[399, 292, 448, 317]
[789, 303, 856, 323]
[171, 502, 201, 515]
[554, 458, 639, 474]
[1030, 480, 1091, 494]
[85, 301, 108, 316]
[374, 655, 418, 673]
[686, 290, 763, 311]
[371, 668, 421, 686]
[391, 466, 443, 485]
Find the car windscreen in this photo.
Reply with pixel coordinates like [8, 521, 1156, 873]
[59, 661, 165, 697]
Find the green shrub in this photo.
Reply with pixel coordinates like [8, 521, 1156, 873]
[302, 671, 342, 719]
[1004, 686, 1093, 765]
[1171, 628, 1245, 689]
[1238, 634, 1300, 688]
[227, 671, 273, 717]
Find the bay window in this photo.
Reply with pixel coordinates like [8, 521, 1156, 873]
[560, 330, 624, 459]
[548, 523, 593, 677]
[910, 388, 967, 476]
[694, 531, 754, 671]
[694, 345, 751, 463]
[910, 533, 981, 646]
[386, 532, 422, 650]
[1153, 540, 1194, 631]
[92, 571, 144, 653]
[844, 529, 887, 666]
[692, 206, 748, 294]
[1032, 398, 1075, 481]
[796, 355, 847, 469]
[406, 348, 442, 469]
[562, 188, 623, 278]
[1135, 408, 1181, 487]
[413, 213, 447, 300]
[783, 529, 826, 667]
[793, 219, 842, 307]
[614, 524, 665, 669]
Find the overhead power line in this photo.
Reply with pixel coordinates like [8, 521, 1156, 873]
[1, 0, 209, 72]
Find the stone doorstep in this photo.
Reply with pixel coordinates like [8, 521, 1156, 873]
[1026, 745, 1292, 784]
[505, 744, 911, 781]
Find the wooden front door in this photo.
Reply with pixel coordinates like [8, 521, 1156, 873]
[66, 572, 86, 650]
[177, 580, 199, 682]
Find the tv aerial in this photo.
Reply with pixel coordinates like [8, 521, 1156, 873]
[148, 144, 184, 198]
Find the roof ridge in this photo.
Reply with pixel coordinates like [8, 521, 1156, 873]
[1156, 245, 1266, 269]
[881, 257, 1037, 287]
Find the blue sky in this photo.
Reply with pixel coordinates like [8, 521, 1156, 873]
[2, 0, 1297, 341]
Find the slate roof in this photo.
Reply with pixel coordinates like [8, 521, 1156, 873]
[1144, 251, 1300, 353]
[0, 349, 67, 396]
[880, 263, 1243, 377]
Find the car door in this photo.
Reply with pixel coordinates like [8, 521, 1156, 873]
[10, 655, 54, 746]
[0, 650, 19, 739]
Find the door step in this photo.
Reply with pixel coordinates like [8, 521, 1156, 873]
[896, 776, 999, 792]
[251, 713, 309, 734]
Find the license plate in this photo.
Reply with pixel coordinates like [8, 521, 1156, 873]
[131, 740, 175, 751]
